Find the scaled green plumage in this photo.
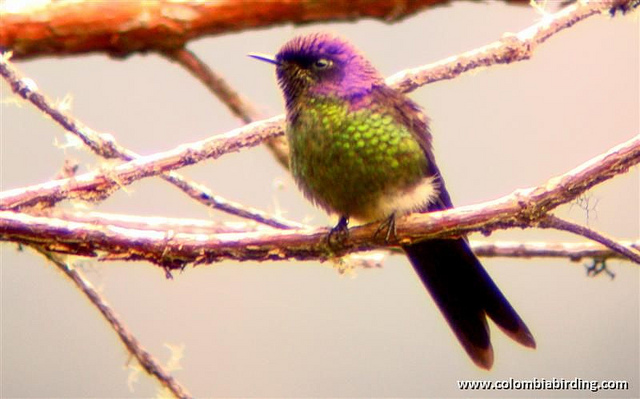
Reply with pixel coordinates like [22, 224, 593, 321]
[288, 95, 428, 221]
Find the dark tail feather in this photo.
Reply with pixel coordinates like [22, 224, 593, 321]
[403, 238, 536, 369]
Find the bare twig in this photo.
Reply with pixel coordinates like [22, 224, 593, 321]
[18, 163, 193, 397]
[2, 135, 637, 266]
[0, 0, 532, 60]
[0, 112, 286, 211]
[0, 54, 120, 158]
[162, 48, 259, 124]
[471, 240, 640, 261]
[0, 53, 300, 229]
[45, 209, 262, 234]
[31, 246, 192, 399]
[539, 215, 640, 264]
[387, 0, 631, 91]
[161, 47, 291, 168]
[158, 174, 303, 229]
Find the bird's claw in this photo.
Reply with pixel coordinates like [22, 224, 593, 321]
[327, 216, 349, 246]
[374, 213, 397, 243]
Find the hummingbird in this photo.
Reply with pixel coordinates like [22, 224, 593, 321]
[250, 32, 535, 369]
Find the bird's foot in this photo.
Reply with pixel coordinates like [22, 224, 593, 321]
[374, 213, 397, 243]
[327, 216, 349, 246]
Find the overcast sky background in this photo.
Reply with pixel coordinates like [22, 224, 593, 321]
[1, 1, 638, 398]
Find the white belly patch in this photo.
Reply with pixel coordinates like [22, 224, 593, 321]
[356, 176, 439, 222]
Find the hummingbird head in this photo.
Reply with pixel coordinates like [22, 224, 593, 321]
[250, 33, 384, 107]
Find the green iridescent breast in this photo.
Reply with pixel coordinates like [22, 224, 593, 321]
[287, 96, 428, 220]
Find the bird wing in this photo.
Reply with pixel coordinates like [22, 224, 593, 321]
[370, 84, 454, 210]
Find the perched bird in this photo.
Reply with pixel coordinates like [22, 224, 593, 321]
[250, 32, 535, 369]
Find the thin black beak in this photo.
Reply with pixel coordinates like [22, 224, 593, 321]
[248, 52, 279, 66]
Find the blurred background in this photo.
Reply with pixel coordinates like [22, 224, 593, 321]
[1, 1, 638, 397]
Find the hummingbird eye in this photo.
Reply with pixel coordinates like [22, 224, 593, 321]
[312, 58, 333, 70]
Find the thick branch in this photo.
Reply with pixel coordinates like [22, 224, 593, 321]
[0, 0, 530, 60]
[2, 135, 637, 266]
[24, 211, 640, 261]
